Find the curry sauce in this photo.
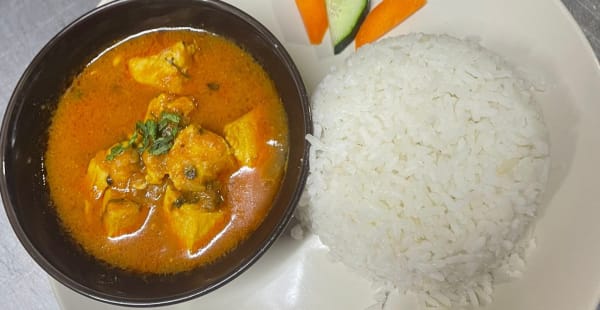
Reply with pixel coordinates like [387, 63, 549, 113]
[45, 29, 288, 273]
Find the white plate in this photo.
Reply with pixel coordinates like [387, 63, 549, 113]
[53, 0, 600, 309]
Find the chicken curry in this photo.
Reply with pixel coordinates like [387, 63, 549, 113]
[45, 29, 288, 273]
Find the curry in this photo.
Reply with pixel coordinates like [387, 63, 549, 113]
[45, 29, 288, 273]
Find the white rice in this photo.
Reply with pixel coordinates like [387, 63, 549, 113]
[297, 33, 550, 308]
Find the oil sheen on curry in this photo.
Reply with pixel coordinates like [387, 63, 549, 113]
[45, 29, 289, 274]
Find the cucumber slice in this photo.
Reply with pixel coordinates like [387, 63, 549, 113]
[326, 0, 370, 54]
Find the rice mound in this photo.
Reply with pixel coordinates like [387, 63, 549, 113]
[298, 33, 550, 308]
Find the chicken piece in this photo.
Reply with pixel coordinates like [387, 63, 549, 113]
[164, 183, 224, 212]
[140, 94, 196, 184]
[105, 145, 146, 190]
[83, 200, 102, 222]
[223, 108, 263, 167]
[144, 93, 196, 121]
[166, 125, 236, 192]
[128, 41, 196, 94]
[142, 152, 167, 185]
[86, 155, 109, 200]
[101, 190, 148, 238]
[163, 185, 226, 251]
[86, 145, 146, 199]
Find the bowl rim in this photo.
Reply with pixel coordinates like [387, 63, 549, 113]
[0, 0, 312, 306]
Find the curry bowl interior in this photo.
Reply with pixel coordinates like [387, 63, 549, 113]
[0, 0, 309, 306]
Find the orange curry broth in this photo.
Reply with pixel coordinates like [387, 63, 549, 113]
[45, 29, 288, 273]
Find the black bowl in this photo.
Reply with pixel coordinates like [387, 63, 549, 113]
[0, 0, 310, 306]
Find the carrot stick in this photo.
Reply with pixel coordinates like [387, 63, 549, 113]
[355, 0, 426, 49]
[295, 0, 329, 44]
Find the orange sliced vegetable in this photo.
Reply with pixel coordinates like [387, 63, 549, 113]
[354, 0, 426, 49]
[295, 0, 329, 44]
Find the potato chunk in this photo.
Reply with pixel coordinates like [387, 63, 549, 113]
[166, 125, 236, 192]
[101, 191, 147, 238]
[223, 108, 262, 167]
[163, 185, 226, 251]
[128, 41, 196, 93]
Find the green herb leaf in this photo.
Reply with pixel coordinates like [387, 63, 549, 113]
[153, 136, 170, 145]
[161, 112, 181, 124]
[127, 131, 138, 146]
[158, 118, 169, 132]
[136, 121, 149, 152]
[149, 140, 173, 156]
[170, 126, 180, 138]
[107, 111, 183, 160]
[106, 144, 125, 161]
[146, 120, 157, 140]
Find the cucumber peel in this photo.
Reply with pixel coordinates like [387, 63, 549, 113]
[326, 0, 370, 54]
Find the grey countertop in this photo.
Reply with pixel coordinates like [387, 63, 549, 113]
[0, 0, 599, 309]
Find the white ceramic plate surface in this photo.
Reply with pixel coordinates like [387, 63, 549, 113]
[53, 0, 600, 309]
